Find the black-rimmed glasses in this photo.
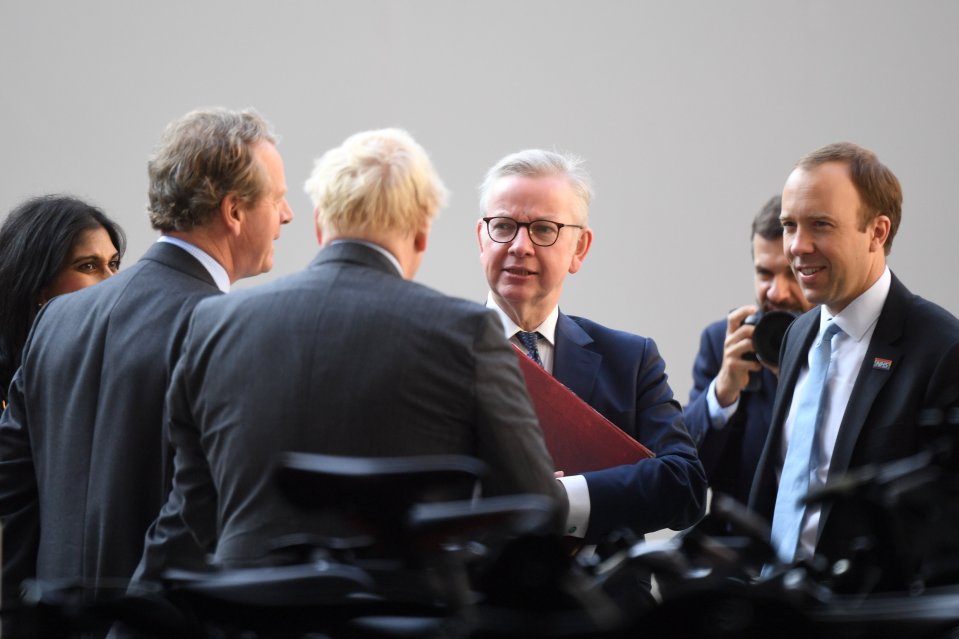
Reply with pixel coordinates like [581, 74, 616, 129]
[482, 217, 584, 247]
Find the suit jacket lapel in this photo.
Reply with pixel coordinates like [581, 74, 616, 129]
[552, 313, 601, 402]
[828, 276, 907, 481]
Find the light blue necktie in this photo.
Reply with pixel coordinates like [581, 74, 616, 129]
[516, 331, 543, 366]
[770, 321, 842, 564]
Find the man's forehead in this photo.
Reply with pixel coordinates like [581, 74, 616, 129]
[488, 174, 578, 214]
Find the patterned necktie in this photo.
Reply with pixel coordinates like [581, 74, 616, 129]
[516, 331, 543, 367]
[770, 321, 842, 564]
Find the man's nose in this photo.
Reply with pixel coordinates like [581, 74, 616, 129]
[508, 226, 536, 254]
[768, 276, 790, 302]
[280, 199, 294, 225]
[787, 228, 812, 256]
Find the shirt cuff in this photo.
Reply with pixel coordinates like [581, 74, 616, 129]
[706, 378, 739, 429]
[557, 474, 590, 538]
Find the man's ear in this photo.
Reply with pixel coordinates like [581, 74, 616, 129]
[869, 214, 891, 253]
[568, 228, 593, 274]
[414, 219, 431, 254]
[220, 193, 243, 236]
[414, 229, 428, 254]
[476, 219, 486, 254]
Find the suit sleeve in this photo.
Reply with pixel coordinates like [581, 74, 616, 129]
[0, 366, 39, 603]
[685, 323, 723, 447]
[132, 316, 219, 585]
[471, 311, 568, 530]
[582, 338, 707, 542]
[686, 322, 744, 480]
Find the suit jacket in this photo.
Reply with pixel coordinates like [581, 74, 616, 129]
[0, 242, 219, 602]
[685, 319, 777, 507]
[135, 243, 564, 577]
[749, 273, 959, 569]
[552, 313, 707, 544]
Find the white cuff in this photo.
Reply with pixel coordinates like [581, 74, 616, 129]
[557, 474, 590, 538]
[706, 378, 739, 429]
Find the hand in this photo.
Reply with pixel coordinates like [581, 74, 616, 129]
[714, 305, 763, 407]
[554, 470, 565, 478]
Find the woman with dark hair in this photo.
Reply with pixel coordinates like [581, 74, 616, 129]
[0, 195, 126, 405]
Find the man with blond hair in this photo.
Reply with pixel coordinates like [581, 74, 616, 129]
[0, 107, 292, 605]
[134, 129, 563, 577]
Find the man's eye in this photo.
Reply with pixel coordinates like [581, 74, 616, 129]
[77, 262, 97, 273]
[530, 223, 557, 238]
[492, 221, 515, 232]
[109, 260, 120, 272]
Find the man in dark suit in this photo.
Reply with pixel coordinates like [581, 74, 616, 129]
[476, 149, 706, 547]
[0, 108, 293, 604]
[133, 129, 564, 578]
[749, 142, 959, 581]
[686, 196, 812, 509]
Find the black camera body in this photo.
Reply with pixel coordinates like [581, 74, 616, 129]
[742, 310, 798, 367]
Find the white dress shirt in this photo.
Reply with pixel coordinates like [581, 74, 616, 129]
[782, 267, 891, 558]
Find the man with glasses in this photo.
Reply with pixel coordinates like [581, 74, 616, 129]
[476, 150, 706, 570]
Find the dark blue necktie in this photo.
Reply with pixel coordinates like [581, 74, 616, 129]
[770, 321, 842, 563]
[516, 331, 543, 366]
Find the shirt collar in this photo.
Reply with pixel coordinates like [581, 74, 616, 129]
[329, 239, 404, 277]
[819, 266, 891, 342]
[157, 235, 230, 293]
[485, 292, 559, 346]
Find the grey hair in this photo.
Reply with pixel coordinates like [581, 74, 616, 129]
[479, 149, 592, 223]
[147, 107, 276, 232]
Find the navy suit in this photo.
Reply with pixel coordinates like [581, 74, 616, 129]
[685, 319, 777, 507]
[553, 313, 707, 544]
[749, 273, 959, 573]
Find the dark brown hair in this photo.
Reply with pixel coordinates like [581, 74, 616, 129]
[796, 142, 902, 254]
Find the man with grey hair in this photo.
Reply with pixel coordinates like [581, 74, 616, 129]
[132, 128, 563, 579]
[0, 107, 293, 605]
[476, 149, 706, 576]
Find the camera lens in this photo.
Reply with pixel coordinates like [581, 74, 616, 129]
[751, 311, 798, 366]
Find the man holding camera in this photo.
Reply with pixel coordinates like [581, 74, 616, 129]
[686, 196, 813, 508]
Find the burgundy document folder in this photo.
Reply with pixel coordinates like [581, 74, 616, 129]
[512, 346, 654, 474]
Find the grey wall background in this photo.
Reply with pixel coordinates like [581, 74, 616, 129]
[2, 0, 957, 404]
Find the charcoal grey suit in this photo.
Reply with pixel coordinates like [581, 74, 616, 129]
[0, 242, 220, 602]
[135, 242, 563, 577]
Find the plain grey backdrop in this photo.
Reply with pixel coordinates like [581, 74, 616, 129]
[2, 0, 957, 404]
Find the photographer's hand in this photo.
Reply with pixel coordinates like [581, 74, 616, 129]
[715, 305, 763, 406]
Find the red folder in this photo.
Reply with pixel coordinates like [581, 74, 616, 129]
[512, 346, 654, 474]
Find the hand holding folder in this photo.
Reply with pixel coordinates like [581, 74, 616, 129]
[512, 346, 653, 475]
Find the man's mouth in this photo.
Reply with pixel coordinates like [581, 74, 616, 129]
[504, 267, 536, 276]
[796, 265, 824, 277]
